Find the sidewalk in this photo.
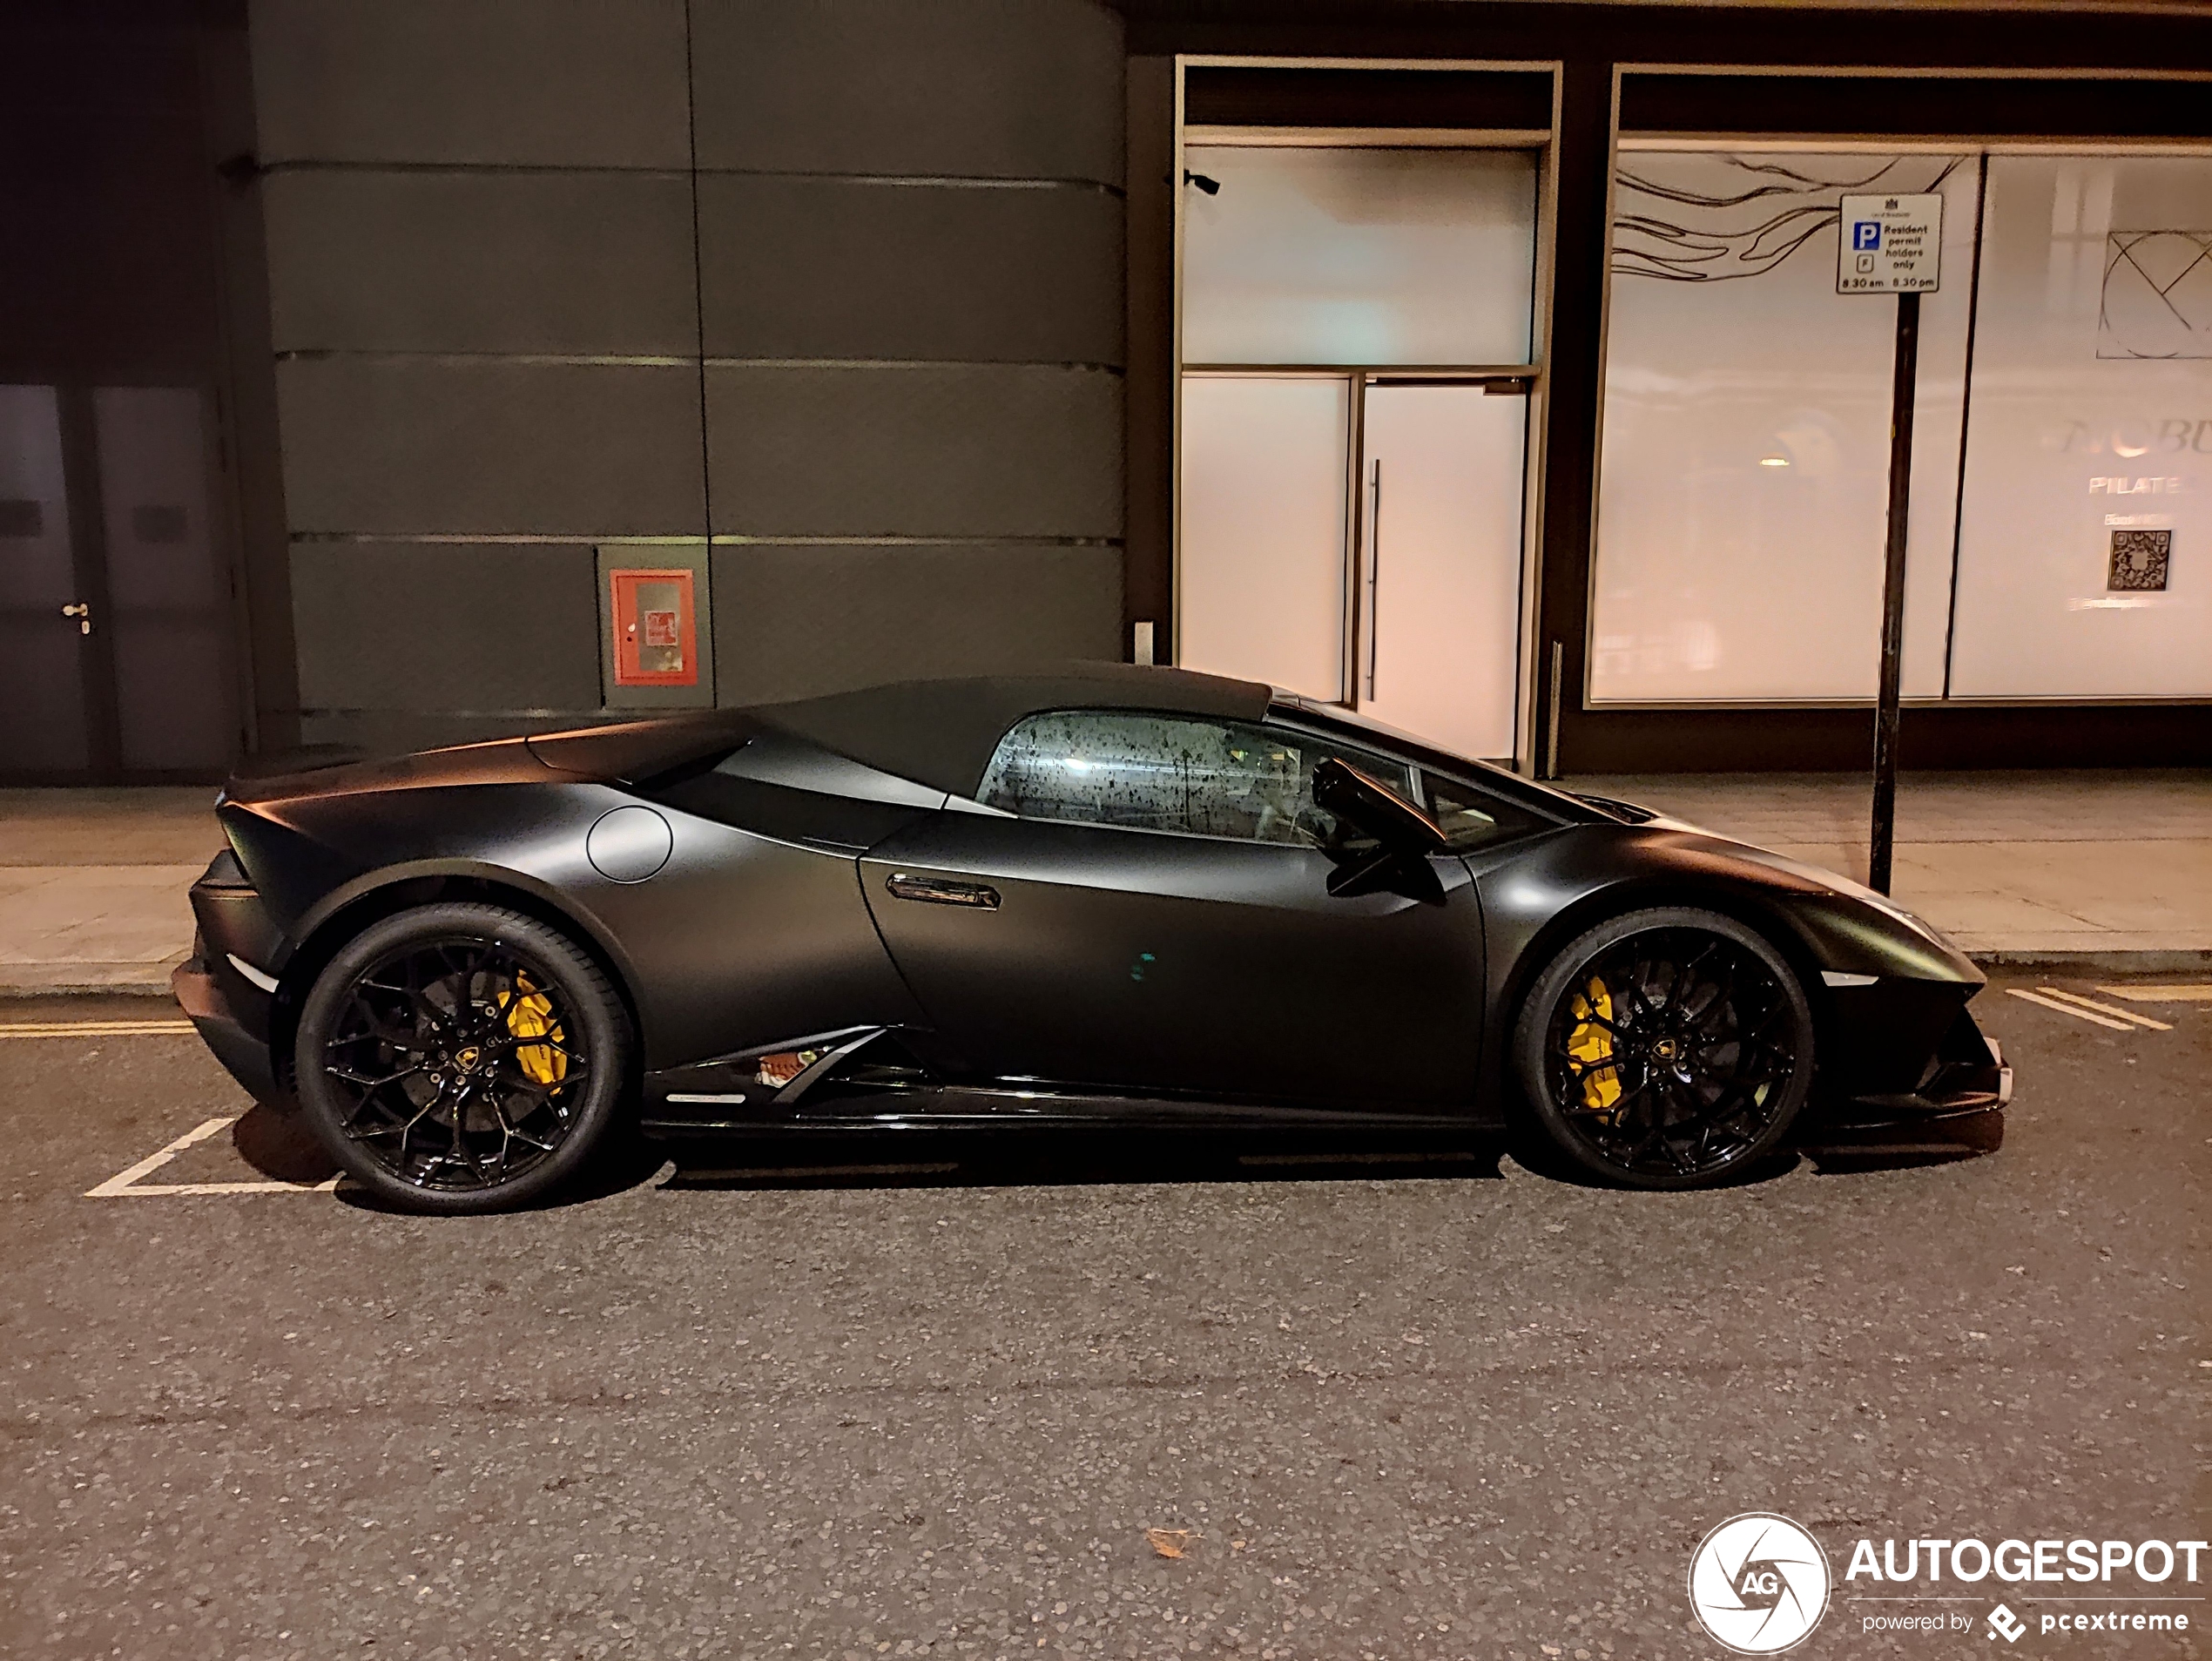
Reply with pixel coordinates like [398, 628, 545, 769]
[1566, 769, 2212, 964]
[0, 789, 216, 996]
[2, 772, 2207, 994]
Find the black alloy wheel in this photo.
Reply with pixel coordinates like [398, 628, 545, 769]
[293, 903, 631, 1214]
[1513, 907, 1815, 1190]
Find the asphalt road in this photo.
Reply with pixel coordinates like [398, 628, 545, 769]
[1, 969, 2203, 1660]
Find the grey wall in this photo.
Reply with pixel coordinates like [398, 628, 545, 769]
[691, 0, 1127, 705]
[251, 0, 1125, 749]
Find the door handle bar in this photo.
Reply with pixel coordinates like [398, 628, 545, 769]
[886, 872, 1001, 910]
[1364, 460, 1382, 699]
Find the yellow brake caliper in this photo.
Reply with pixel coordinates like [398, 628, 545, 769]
[505, 977, 569, 1088]
[1566, 976, 1622, 1117]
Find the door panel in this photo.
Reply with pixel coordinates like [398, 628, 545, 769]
[861, 813, 1486, 1109]
[0, 386, 93, 773]
[1359, 383, 1528, 761]
[94, 387, 235, 773]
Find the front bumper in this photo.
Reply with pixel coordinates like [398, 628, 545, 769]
[1824, 1009, 2012, 1127]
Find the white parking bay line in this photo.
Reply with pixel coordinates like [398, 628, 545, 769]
[2033, 987, 2173, 1031]
[2004, 989, 2136, 1030]
[2097, 984, 2212, 1004]
[85, 1113, 339, 1198]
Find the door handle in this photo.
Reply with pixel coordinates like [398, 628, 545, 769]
[886, 872, 1001, 910]
[1364, 460, 1382, 699]
[61, 601, 91, 636]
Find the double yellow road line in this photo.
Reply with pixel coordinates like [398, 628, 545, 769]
[2003, 984, 2207, 1032]
[0, 1018, 196, 1039]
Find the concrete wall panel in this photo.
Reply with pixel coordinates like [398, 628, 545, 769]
[711, 542, 1122, 704]
[292, 540, 601, 711]
[277, 359, 705, 535]
[689, 0, 1123, 183]
[264, 171, 698, 355]
[697, 176, 1122, 365]
[708, 365, 1121, 538]
[251, 0, 691, 167]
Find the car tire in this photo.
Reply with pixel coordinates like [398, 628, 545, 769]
[1512, 906, 1814, 1191]
[293, 902, 631, 1214]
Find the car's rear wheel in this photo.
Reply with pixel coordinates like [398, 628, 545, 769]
[1512, 907, 1814, 1190]
[293, 902, 630, 1214]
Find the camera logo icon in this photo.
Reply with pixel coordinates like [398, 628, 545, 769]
[1688, 1513, 1831, 1653]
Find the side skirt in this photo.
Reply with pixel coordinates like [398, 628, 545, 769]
[642, 1036, 1494, 1140]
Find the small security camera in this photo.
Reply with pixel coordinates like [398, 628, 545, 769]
[1182, 170, 1220, 196]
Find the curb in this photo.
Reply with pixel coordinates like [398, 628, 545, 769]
[1967, 949, 2212, 973]
[1, 983, 179, 999]
[5, 950, 2209, 1003]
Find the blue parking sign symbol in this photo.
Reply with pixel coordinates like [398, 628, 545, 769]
[1852, 221, 1881, 251]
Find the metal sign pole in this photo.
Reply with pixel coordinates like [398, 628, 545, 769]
[1839, 187, 1940, 895]
[1869, 290, 1919, 895]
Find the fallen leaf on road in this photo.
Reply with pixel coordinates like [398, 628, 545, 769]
[1145, 1528, 1197, 1559]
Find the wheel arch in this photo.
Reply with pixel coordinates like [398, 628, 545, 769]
[269, 865, 646, 1095]
[1490, 874, 1835, 1096]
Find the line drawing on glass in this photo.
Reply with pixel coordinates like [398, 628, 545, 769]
[2098, 232, 2212, 359]
[1612, 156, 1964, 282]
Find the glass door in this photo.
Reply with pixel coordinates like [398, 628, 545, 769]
[1175, 142, 1541, 762]
[1358, 381, 1530, 760]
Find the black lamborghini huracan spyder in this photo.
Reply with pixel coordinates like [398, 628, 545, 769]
[175, 665, 2008, 1212]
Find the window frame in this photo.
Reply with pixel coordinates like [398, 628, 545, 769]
[972, 705, 1561, 856]
[975, 706, 1422, 853]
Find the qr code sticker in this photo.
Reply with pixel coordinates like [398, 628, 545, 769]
[2107, 529, 2171, 592]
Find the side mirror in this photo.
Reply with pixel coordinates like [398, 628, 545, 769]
[1311, 758, 1448, 899]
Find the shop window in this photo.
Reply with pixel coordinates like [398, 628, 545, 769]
[1946, 155, 2212, 698]
[1181, 145, 1538, 367]
[1588, 152, 1977, 703]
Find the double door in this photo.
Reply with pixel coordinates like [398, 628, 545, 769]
[1179, 375, 1531, 763]
[0, 384, 240, 780]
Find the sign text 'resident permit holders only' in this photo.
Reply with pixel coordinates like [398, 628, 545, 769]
[1838, 192, 1944, 294]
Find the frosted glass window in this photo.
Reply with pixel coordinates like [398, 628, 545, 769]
[1178, 375, 1349, 701]
[1182, 146, 1537, 366]
[1947, 155, 2212, 698]
[1589, 152, 1977, 703]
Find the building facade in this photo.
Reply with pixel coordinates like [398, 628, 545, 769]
[3, 0, 2208, 782]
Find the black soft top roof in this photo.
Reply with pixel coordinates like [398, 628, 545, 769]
[524, 663, 1272, 797]
[753, 664, 1271, 797]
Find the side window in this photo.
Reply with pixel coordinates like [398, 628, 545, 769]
[977, 711, 1417, 851]
[1423, 772, 1543, 850]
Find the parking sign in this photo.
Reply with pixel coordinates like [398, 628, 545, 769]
[1838, 192, 1942, 293]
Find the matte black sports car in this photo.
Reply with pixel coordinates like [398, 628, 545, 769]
[174, 665, 2008, 1212]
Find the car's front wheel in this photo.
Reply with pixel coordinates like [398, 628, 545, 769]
[293, 902, 631, 1214]
[1512, 906, 1814, 1190]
